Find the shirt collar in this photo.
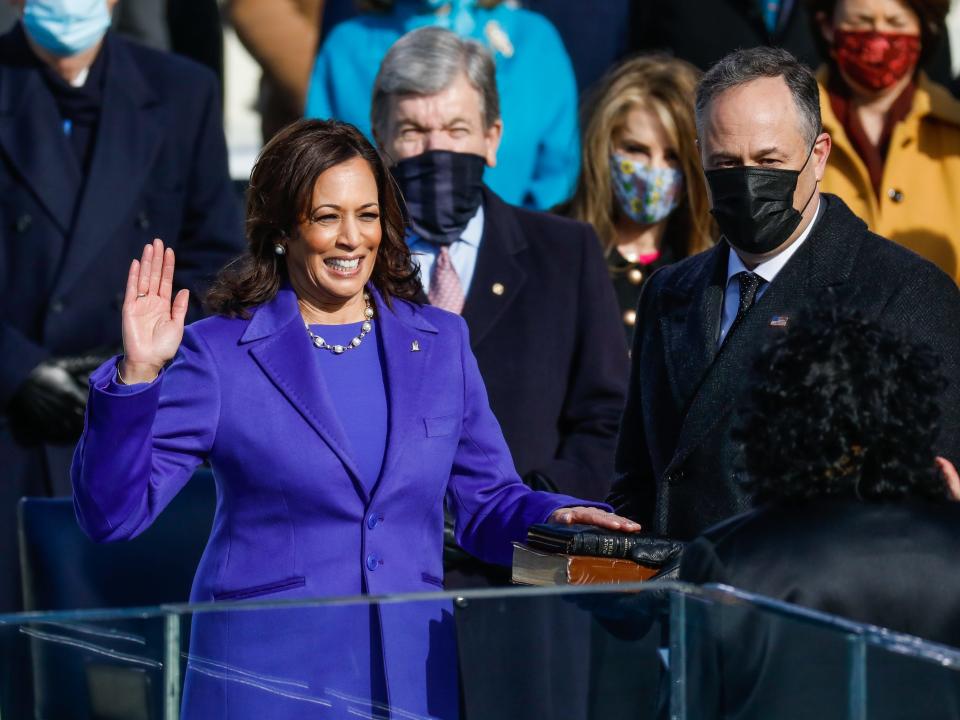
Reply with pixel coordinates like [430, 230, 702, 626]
[726, 195, 821, 286]
[459, 203, 484, 247]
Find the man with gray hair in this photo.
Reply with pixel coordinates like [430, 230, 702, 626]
[372, 26, 628, 720]
[610, 46, 960, 541]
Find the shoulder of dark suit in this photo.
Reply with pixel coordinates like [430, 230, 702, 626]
[107, 32, 219, 96]
[485, 187, 598, 250]
[648, 193, 955, 296]
[0, 26, 219, 98]
[817, 193, 950, 279]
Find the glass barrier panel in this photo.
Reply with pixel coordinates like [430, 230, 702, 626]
[675, 587, 867, 720]
[675, 586, 960, 720]
[864, 631, 960, 719]
[1, 609, 170, 720]
[1, 584, 959, 720]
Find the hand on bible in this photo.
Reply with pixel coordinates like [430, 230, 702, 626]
[119, 239, 189, 384]
[549, 506, 642, 532]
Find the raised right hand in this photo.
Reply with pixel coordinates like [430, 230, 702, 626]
[120, 239, 189, 384]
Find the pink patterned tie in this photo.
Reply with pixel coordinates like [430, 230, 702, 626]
[428, 246, 466, 314]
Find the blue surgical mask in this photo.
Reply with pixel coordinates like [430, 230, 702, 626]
[610, 153, 684, 225]
[23, 0, 111, 57]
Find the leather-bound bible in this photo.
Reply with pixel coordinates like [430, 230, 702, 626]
[526, 523, 684, 565]
[511, 543, 659, 586]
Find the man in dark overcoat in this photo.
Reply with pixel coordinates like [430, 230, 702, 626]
[610, 46, 960, 540]
[0, 0, 243, 612]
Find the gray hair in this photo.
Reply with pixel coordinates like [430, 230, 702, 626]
[371, 26, 500, 140]
[695, 47, 821, 146]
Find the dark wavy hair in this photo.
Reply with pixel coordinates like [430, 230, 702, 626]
[734, 307, 948, 504]
[206, 119, 421, 317]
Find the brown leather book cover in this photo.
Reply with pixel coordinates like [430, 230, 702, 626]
[511, 543, 659, 586]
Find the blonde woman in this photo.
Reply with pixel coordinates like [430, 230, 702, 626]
[563, 55, 714, 335]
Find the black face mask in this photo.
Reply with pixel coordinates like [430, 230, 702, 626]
[390, 149, 486, 245]
[705, 146, 817, 255]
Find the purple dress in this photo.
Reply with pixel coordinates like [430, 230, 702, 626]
[71, 286, 608, 719]
[308, 320, 387, 493]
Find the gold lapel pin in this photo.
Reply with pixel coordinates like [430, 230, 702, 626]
[411, 340, 420, 352]
[492, 282, 505, 296]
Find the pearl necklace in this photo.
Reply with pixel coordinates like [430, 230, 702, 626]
[305, 292, 375, 355]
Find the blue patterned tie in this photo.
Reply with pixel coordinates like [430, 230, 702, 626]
[734, 272, 765, 329]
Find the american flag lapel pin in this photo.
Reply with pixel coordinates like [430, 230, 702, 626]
[769, 316, 790, 328]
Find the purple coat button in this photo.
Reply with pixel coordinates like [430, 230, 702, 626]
[366, 553, 379, 571]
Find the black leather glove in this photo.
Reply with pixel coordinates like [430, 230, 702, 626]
[7, 358, 91, 446]
[57, 348, 117, 386]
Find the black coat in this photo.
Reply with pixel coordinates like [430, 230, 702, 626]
[448, 188, 629, 720]
[0, 27, 243, 610]
[632, 0, 957, 89]
[464, 187, 629, 499]
[678, 499, 960, 720]
[609, 194, 960, 540]
[634, 0, 821, 72]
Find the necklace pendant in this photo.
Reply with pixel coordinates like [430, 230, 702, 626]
[332, 344, 345, 354]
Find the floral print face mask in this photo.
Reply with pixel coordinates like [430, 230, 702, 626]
[610, 153, 684, 225]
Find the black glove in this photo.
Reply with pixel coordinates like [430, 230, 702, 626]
[57, 348, 117, 386]
[7, 358, 92, 446]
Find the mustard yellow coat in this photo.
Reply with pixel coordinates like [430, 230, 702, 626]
[819, 69, 960, 283]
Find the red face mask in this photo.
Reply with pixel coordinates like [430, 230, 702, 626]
[833, 29, 921, 91]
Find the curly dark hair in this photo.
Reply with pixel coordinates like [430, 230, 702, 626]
[206, 119, 421, 317]
[806, 0, 950, 69]
[734, 307, 948, 504]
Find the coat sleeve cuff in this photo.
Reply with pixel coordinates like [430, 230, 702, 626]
[92, 356, 164, 396]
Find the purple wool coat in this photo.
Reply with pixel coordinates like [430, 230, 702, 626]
[71, 286, 601, 719]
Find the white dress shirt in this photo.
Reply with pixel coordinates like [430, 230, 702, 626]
[407, 205, 484, 296]
[718, 197, 821, 345]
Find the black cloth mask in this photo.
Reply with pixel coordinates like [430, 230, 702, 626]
[705, 146, 817, 255]
[391, 150, 486, 245]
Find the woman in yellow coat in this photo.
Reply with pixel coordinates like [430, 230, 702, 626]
[810, 0, 960, 283]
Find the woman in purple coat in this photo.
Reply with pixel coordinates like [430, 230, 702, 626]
[70, 119, 637, 719]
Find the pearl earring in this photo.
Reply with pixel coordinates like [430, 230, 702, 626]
[274, 243, 286, 256]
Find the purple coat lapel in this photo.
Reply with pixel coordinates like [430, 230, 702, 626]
[243, 287, 367, 500]
[241, 286, 439, 503]
[374, 290, 438, 489]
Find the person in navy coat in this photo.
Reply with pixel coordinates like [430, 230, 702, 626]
[71, 119, 637, 719]
[0, 1, 243, 612]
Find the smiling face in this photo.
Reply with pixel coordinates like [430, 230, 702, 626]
[286, 156, 382, 316]
[378, 72, 503, 166]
